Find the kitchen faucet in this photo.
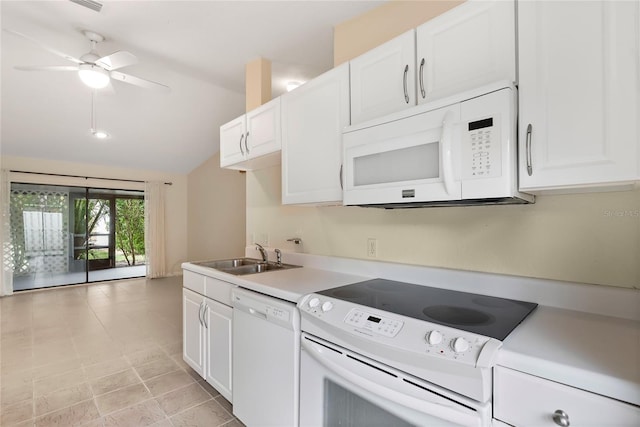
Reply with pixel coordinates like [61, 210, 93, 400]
[254, 243, 267, 263]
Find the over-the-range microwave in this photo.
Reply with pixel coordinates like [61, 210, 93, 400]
[342, 81, 534, 207]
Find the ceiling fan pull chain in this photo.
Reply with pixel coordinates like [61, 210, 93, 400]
[90, 89, 96, 132]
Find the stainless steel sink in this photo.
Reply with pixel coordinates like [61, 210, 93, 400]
[194, 258, 261, 269]
[221, 262, 299, 275]
[193, 258, 300, 276]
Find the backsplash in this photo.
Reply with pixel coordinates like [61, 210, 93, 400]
[246, 165, 640, 289]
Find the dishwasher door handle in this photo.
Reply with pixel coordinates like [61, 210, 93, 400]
[248, 307, 268, 320]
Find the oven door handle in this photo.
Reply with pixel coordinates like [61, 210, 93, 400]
[302, 337, 483, 427]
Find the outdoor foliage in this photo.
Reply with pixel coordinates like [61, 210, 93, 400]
[73, 198, 108, 235]
[115, 199, 145, 265]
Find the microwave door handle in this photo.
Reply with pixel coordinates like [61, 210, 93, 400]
[302, 338, 479, 426]
[440, 110, 455, 195]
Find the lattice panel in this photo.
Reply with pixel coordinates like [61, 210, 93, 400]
[10, 189, 70, 275]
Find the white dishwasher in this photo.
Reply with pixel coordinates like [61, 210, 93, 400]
[232, 287, 301, 427]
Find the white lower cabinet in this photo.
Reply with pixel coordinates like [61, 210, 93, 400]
[183, 288, 205, 376]
[182, 273, 234, 402]
[203, 297, 232, 401]
[494, 366, 640, 426]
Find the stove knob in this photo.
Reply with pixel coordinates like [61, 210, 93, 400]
[451, 337, 470, 353]
[425, 330, 443, 345]
[321, 301, 334, 312]
[308, 297, 320, 308]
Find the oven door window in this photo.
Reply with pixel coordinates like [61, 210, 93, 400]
[300, 334, 490, 427]
[324, 379, 415, 427]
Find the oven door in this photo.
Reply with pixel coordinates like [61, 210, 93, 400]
[300, 333, 491, 427]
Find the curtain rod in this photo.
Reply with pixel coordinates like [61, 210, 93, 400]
[9, 170, 173, 185]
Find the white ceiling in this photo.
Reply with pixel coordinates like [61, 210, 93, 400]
[1, 0, 384, 174]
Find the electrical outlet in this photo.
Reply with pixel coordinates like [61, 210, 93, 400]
[367, 238, 377, 258]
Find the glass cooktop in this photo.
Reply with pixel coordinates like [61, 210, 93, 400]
[318, 278, 537, 341]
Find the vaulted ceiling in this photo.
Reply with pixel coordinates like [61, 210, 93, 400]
[1, 1, 383, 174]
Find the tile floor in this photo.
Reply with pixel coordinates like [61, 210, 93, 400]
[0, 276, 245, 427]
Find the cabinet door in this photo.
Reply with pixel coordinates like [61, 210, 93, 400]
[182, 288, 205, 377]
[246, 97, 281, 159]
[416, 0, 515, 104]
[518, 0, 639, 192]
[203, 298, 233, 402]
[281, 63, 350, 205]
[219, 115, 246, 168]
[494, 366, 640, 427]
[350, 30, 416, 124]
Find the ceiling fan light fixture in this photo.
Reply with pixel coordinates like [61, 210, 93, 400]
[78, 64, 110, 89]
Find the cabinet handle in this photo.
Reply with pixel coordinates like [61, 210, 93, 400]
[198, 301, 205, 326]
[244, 131, 250, 154]
[239, 133, 245, 156]
[552, 409, 570, 427]
[403, 64, 410, 104]
[526, 124, 533, 176]
[419, 58, 426, 99]
[339, 164, 344, 190]
[202, 304, 209, 329]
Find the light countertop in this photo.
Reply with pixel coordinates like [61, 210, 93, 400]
[182, 262, 368, 303]
[498, 306, 640, 406]
[182, 251, 640, 406]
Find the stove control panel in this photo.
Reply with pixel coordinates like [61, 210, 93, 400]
[299, 293, 502, 369]
[344, 308, 403, 338]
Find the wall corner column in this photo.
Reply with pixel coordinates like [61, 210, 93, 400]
[245, 57, 272, 112]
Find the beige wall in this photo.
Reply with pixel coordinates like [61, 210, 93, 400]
[2, 155, 189, 276]
[247, 165, 640, 289]
[187, 153, 246, 261]
[243, 0, 640, 289]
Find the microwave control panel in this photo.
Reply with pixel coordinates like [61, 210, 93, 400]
[463, 116, 501, 179]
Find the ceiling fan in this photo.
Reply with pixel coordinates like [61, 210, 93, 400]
[7, 28, 170, 92]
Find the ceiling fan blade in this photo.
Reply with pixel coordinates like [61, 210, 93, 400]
[14, 65, 78, 72]
[110, 71, 171, 93]
[95, 51, 138, 71]
[3, 28, 83, 64]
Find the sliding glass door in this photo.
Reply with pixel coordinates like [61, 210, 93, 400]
[86, 188, 146, 283]
[9, 183, 145, 291]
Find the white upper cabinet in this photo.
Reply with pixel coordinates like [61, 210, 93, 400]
[220, 97, 281, 171]
[219, 115, 246, 167]
[416, 0, 516, 104]
[350, 1, 517, 126]
[350, 30, 416, 125]
[281, 63, 350, 205]
[518, 0, 639, 192]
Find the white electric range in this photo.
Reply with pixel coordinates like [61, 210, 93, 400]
[297, 278, 537, 427]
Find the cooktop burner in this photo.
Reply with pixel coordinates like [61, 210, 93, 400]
[318, 278, 537, 340]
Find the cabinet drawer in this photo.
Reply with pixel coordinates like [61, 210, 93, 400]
[494, 367, 640, 426]
[183, 270, 205, 295]
[205, 276, 234, 307]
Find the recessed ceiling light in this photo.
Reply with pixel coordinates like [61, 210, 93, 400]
[92, 130, 109, 139]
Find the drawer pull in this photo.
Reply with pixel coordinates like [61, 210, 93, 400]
[552, 409, 570, 426]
